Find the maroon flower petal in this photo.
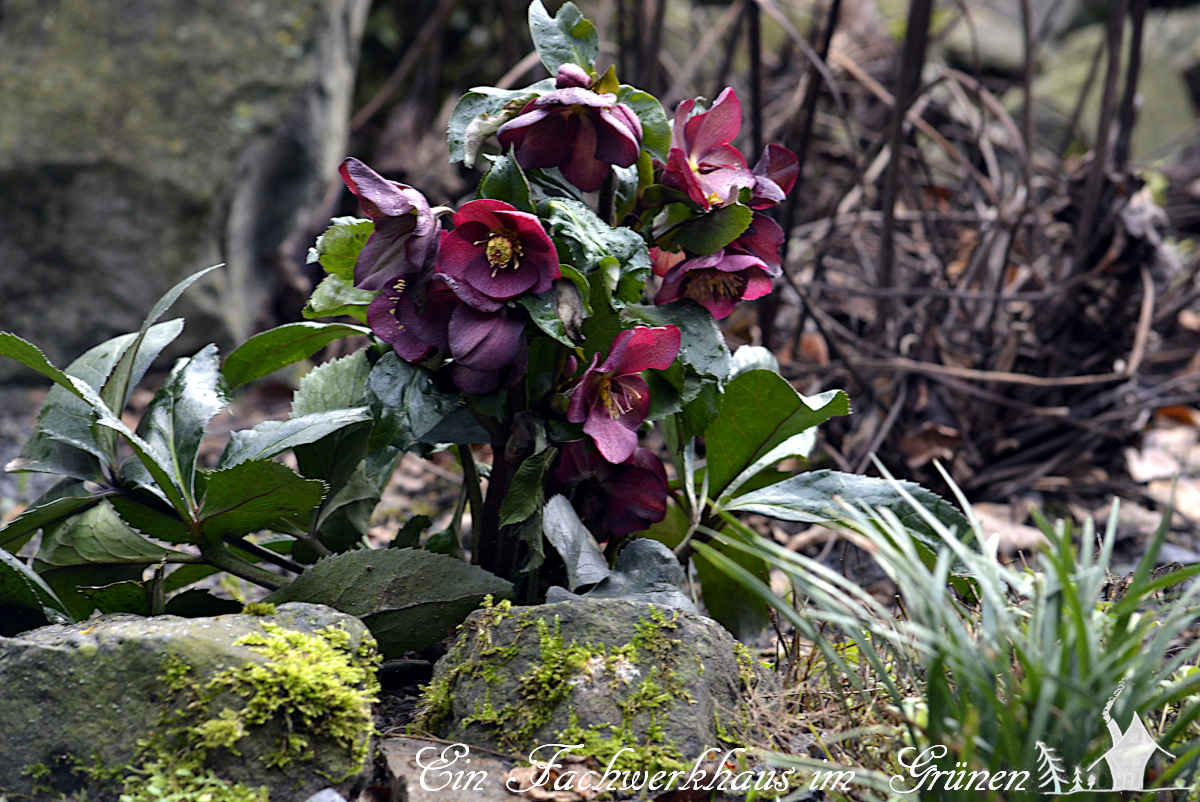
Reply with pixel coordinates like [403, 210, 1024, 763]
[436, 229, 494, 288]
[560, 116, 611, 192]
[601, 326, 682, 375]
[555, 63, 593, 89]
[567, 355, 604, 423]
[450, 363, 504, 394]
[595, 107, 641, 167]
[339, 157, 419, 218]
[452, 198, 515, 231]
[583, 408, 641, 464]
[670, 98, 695, 153]
[501, 108, 569, 170]
[435, 271, 504, 313]
[753, 143, 799, 199]
[684, 87, 742, 160]
[448, 305, 524, 368]
[730, 214, 785, 272]
[742, 269, 774, 301]
[663, 147, 709, 208]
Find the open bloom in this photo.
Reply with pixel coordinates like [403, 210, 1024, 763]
[366, 274, 525, 394]
[567, 326, 681, 464]
[338, 157, 438, 290]
[553, 440, 669, 540]
[661, 87, 755, 210]
[497, 83, 643, 192]
[437, 199, 560, 306]
[654, 249, 779, 319]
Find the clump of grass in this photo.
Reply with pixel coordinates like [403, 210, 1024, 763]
[697, 464, 1200, 801]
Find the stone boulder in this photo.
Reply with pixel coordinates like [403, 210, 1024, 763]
[0, 0, 369, 381]
[0, 602, 379, 801]
[411, 599, 774, 779]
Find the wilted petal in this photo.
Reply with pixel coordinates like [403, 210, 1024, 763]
[752, 143, 799, 206]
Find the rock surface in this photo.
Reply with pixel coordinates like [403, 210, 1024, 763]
[0, 602, 379, 801]
[0, 0, 369, 381]
[411, 598, 773, 775]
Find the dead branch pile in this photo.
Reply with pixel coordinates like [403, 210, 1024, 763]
[762, 1, 1200, 502]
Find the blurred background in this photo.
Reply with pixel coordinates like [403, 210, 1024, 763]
[3, 0, 1200, 542]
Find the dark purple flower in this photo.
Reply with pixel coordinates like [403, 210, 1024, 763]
[553, 440, 669, 541]
[567, 326, 681, 464]
[437, 199, 560, 307]
[749, 143, 799, 209]
[497, 87, 643, 192]
[654, 249, 778, 319]
[366, 274, 525, 394]
[661, 87, 756, 210]
[338, 157, 439, 290]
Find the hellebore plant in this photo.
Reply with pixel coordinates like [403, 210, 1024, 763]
[0, 0, 970, 655]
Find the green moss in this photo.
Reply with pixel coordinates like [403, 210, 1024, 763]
[241, 602, 277, 617]
[117, 759, 267, 802]
[414, 601, 699, 779]
[57, 618, 379, 801]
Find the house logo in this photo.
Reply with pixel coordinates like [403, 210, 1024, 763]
[1036, 681, 1185, 795]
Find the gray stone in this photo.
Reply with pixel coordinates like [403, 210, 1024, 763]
[0, 0, 369, 381]
[411, 599, 774, 774]
[0, 602, 379, 801]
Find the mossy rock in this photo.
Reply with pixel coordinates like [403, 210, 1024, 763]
[0, 602, 379, 801]
[411, 598, 775, 775]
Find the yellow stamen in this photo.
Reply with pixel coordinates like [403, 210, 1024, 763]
[479, 233, 523, 277]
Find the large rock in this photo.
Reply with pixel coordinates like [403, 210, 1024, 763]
[0, 602, 380, 801]
[0, 0, 369, 381]
[411, 599, 774, 778]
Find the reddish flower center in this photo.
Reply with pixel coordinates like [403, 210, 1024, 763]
[683, 270, 748, 303]
[483, 233, 522, 276]
[597, 376, 642, 419]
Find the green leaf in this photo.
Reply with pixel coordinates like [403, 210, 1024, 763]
[302, 274, 374, 323]
[542, 494, 610, 591]
[703, 370, 850, 499]
[217, 408, 372, 469]
[264, 548, 513, 658]
[0, 332, 90, 396]
[538, 198, 650, 279]
[307, 216, 373, 281]
[516, 291, 575, 346]
[163, 588, 243, 617]
[34, 501, 187, 569]
[198, 460, 326, 542]
[135, 344, 230, 505]
[100, 265, 223, 427]
[730, 344, 779, 378]
[479, 153, 533, 212]
[78, 580, 150, 615]
[616, 86, 670, 162]
[109, 494, 192, 544]
[0, 547, 70, 635]
[291, 351, 375, 495]
[500, 448, 556, 526]
[693, 528, 771, 640]
[0, 479, 108, 553]
[447, 81, 553, 166]
[721, 469, 972, 547]
[623, 301, 732, 379]
[39, 564, 144, 621]
[665, 203, 754, 256]
[552, 538, 695, 612]
[367, 353, 487, 450]
[221, 322, 369, 390]
[528, 0, 599, 76]
[9, 320, 187, 478]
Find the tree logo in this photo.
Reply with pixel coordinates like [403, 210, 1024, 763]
[1036, 681, 1184, 794]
